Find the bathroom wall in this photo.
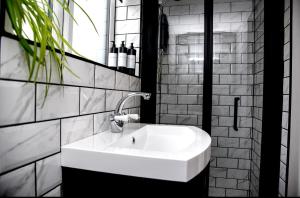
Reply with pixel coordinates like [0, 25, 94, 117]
[250, 0, 291, 196]
[0, 36, 141, 196]
[250, 0, 263, 196]
[210, 0, 254, 196]
[156, 0, 254, 196]
[114, 0, 141, 76]
[279, 0, 291, 196]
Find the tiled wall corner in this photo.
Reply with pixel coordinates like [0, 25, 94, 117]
[278, 0, 291, 196]
[250, 0, 264, 196]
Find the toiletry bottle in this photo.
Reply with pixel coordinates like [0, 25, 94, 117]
[108, 41, 118, 69]
[127, 43, 136, 75]
[118, 41, 127, 72]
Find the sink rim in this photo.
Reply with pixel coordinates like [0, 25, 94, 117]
[61, 123, 211, 182]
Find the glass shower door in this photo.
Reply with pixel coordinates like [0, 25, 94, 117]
[209, 0, 254, 197]
[157, 0, 205, 129]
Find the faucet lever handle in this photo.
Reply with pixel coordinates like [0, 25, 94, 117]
[128, 114, 139, 120]
[114, 114, 139, 122]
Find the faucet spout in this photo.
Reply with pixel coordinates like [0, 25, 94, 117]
[114, 92, 151, 115]
[110, 92, 151, 133]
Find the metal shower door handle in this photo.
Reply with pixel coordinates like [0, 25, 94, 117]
[234, 97, 240, 131]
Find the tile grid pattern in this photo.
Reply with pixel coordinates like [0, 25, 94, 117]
[156, 0, 254, 197]
[279, 0, 291, 196]
[250, 0, 264, 196]
[0, 36, 141, 197]
[114, 0, 141, 76]
[209, 0, 254, 197]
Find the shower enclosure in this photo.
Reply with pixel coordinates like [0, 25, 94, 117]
[155, 0, 257, 196]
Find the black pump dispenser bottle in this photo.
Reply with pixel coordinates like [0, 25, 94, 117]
[127, 43, 136, 75]
[117, 41, 127, 72]
[108, 41, 118, 68]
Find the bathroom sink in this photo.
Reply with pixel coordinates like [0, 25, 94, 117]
[110, 125, 196, 152]
[61, 124, 211, 182]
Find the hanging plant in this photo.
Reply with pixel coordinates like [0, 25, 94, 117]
[5, 0, 98, 99]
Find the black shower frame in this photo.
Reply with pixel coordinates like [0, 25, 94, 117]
[140, 0, 285, 196]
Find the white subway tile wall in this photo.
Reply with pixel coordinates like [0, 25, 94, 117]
[0, 37, 141, 197]
[278, 0, 291, 196]
[156, 0, 254, 196]
[249, 0, 263, 196]
[115, 0, 141, 76]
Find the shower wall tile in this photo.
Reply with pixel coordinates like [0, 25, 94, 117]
[0, 80, 35, 126]
[0, 164, 35, 197]
[0, 120, 60, 174]
[157, 0, 254, 197]
[36, 154, 62, 196]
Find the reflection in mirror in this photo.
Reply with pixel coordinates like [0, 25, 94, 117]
[64, 0, 110, 65]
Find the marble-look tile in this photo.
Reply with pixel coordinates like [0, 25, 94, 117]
[94, 112, 111, 134]
[36, 84, 79, 121]
[126, 34, 140, 48]
[0, 164, 35, 197]
[61, 115, 94, 145]
[95, 66, 115, 89]
[0, 120, 60, 174]
[36, 154, 62, 196]
[0, 37, 28, 80]
[129, 76, 141, 91]
[0, 37, 61, 83]
[127, 5, 141, 19]
[80, 88, 105, 115]
[105, 90, 123, 111]
[64, 56, 95, 87]
[0, 80, 34, 126]
[43, 186, 61, 197]
[116, 72, 130, 90]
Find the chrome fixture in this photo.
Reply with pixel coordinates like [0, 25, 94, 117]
[110, 92, 151, 133]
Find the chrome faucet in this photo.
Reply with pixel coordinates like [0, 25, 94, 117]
[110, 92, 151, 133]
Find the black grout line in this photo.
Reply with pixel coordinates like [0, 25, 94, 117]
[0, 151, 61, 177]
[0, 105, 140, 129]
[39, 183, 61, 197]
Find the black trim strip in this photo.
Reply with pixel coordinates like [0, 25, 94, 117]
[0, 151, 60, 177]
[140, 0, 158, 124]
[259, 0, 285, 196]
[202, 0, 213, 135]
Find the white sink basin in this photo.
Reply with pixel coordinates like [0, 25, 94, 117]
[110, 125, 196, 152]
[61, 124, 211, 182]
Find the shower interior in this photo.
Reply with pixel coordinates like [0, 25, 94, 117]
[156, 0, 259, 197]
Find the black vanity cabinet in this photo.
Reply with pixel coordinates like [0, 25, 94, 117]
[62, 166, 209, 197]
